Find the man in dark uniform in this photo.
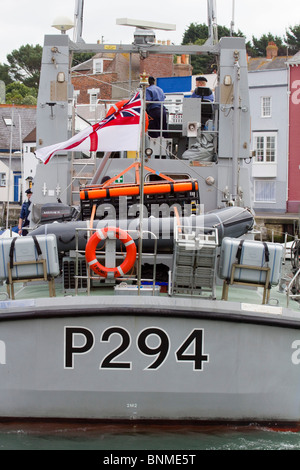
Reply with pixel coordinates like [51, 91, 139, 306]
[146, 76, 168, 138]
[18, 188, 32, 236]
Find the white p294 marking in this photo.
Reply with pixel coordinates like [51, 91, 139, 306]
[291, 340, 300, 365]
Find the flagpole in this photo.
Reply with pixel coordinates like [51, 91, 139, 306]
[137, 73, 148, 294]
[6, 106, 14, 229]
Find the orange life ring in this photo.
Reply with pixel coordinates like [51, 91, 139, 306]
[106, 100, 128, 117]
[85, 226, 137, 278]
[106, 100, 149, 131]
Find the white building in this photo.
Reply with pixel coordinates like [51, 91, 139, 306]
[248, 45, 291, 213]
[0, 106, 36, 203]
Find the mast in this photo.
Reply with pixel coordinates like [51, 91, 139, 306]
[6, 106, 14, 229]
[232, 50, 241, 203]
[137, 74, 148, 294]
[207, 0, 218, 45]
[73, 0, 84, 43]
[19, 114, 23, 205]
[230, 0, 235, 36]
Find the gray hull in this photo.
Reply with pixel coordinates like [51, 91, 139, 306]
[1, 295, 300, 423]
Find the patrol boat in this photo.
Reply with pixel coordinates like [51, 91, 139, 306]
[1, 1, 300, 424]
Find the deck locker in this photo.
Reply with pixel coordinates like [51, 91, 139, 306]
[0, 234, 60, 280]
[219, 237, 283, 286]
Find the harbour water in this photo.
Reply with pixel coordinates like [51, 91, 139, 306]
[0, 421, 300, 452]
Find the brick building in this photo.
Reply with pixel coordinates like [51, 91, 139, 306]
[71, 50, 193, 108]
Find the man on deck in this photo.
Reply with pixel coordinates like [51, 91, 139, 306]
[146, 76, 168, 138]
[18, 188, 32, 236]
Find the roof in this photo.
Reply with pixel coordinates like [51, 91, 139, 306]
[0, 105, 36, 152]
[288, 50, 300, 66]
[0, 154, 22, 171]
[248, 56, 291, 71]
[72, 53, 115, 72]
[71, 52, 140, 79]
[23, 127, 36, 143]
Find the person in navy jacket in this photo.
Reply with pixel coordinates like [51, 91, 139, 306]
[18, 188, 32, 236]
[146, 76, 168, 138]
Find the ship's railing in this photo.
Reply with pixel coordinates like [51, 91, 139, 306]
[174, 223, 219, 249]
[73, 227, 159, 296]
[286, 267, 300, 307]
[146, 98, 218, 135]
[75, 103, 107, 127]
[75, 98, 219, 143]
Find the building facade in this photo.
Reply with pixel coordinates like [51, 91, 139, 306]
[248, 67, 289, 213]
[287, 51, 300, 213]
[0, 105, 36, 203]
[247, 42, 291, 214]
[71, 51, 192, 123]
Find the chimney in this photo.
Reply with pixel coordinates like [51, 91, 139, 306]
[266, 41, 278, 59]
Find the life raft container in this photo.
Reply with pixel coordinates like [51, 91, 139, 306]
[85, 226, 136, 278]
[106, 100, 149, 131]
[80, 180, 199, 201]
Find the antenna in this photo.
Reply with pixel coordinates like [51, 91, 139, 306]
[116, 18, 176, 31]
[117, 19, 176, 45]
[52, 16, 74, 34]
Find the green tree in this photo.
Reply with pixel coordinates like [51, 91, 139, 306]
[0, 63, 13, 86]
[284, 25, 300, 54]
[5, 81, 37, 105]
[72, 52, 94, 67]
[0, 80, 5, 104]
[3, 45, 97, 91]
[182, 23, 209, 45]
[6, 44, 42, 89]
[182, 23, 244, 75]
[247, 33, 286, 57]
